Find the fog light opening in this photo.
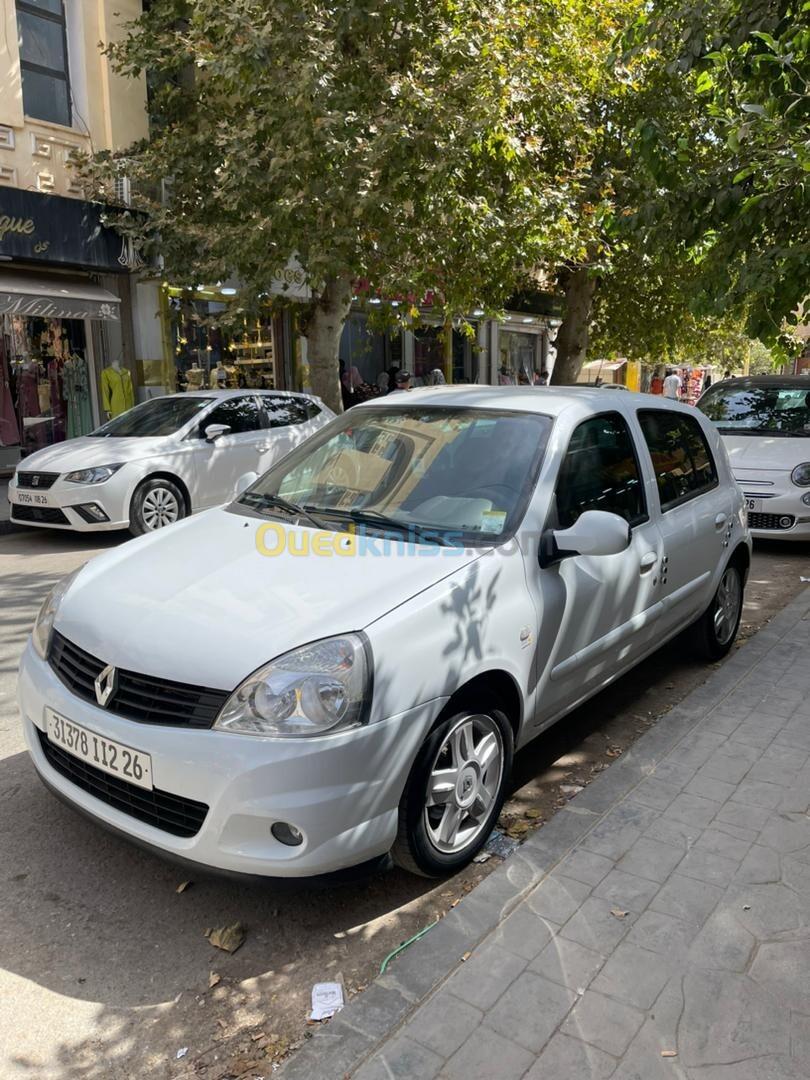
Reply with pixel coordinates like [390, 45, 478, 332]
[271, 821, 304, 847]
[779, 515, 793, 528]
[802, 493, 810, 506]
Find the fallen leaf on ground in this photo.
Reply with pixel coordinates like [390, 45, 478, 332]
[606, 748, 622, 758]
[461, 951, 472, 962]
[208, 972, 221, 988]
[610, 909, 629, 919]
[176, 881, 192, 893]
[251, 1031, 266, 1042]
[205, 922, 247, 953]
[524, 808, 543, 819]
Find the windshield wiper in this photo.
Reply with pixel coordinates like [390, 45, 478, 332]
[240, 492, 328, 528]
[308, 506, 454, 547]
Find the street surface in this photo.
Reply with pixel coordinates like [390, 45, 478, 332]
[0, 526, 807, 1079]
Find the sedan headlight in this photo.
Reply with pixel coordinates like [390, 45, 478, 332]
[791, 462, 810, 487]
[64, 465, 123, 484]
[215, 634, 371, 737]
[32, 568, 82, 660]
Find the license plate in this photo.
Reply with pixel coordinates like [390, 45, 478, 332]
[15, 491, 49, 506]
[45, 709, 153, 791]
[745, 498, 762, 513]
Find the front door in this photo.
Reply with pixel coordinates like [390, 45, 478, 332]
[534, 411, 665, 726]
[190, 395, 268, 507]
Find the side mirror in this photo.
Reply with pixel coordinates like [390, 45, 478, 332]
[204, 423, 231, 442]
[542, 510, 631, 564]
[236, 471, 258, 495]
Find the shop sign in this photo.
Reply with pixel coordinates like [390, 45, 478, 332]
[0, 187, 122, 271]
[269, 258, 312, 301]
[0, 291, 119, 321]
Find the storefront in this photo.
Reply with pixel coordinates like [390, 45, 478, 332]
[0, 187, 132, 468]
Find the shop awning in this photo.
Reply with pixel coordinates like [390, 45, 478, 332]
[581, 360, 626, 373]
[0, 272, 120, 321]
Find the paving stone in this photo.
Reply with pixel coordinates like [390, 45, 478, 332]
[560, 895, 635, 953]
[747, 759, 799, 786]
[677, 848, 739, 888]
[581, 802, 660, 861]
[486, 971, 577, 1053]
[687, 909, 757, 972]
[645, 816, 701, 850]
[758, 814, 810, 854]
[444, 943, 526, 1011]
[560, 988, 644, 1056]
[713, 800, 771, 831]
[684, 1056, 810, 1079]
[363, 1036, 444, 1079]
[777, 781, 810, 815]
[726, 883, 805, 937]
[775, 724, 810, 752]
[652, 761, 698, 788]
[626, 909, 698, 959]
[441, 1024, 534, 1080]
[679, 969, 791, 1067]
[750, 939, 810, 1015]
[491, 902, 556, 961]
[524, 873, 591, 926]
[287, 1022, 374, 1080]
[760, 743, 809, 772]
[650, 873, 723, 926]
[731, 719, 783, 750]
[530, 934, 605, 992]
[556, 848, 615, 887]
[704, 709, 744, 736]
[700, 750, 753, 785]
[781, 853, 810, 895]
[611, 1022, 690, 1080]
[403, 993, 482, 1058]
[593, 868, 661, 912]
[523, 1032, 617, 1080]
[709, 818, 758, 843]
[684, 771, 737, 803]
[665, 734, 726, 770]
[667, 793, 723, 829]
[616, 836, 685, 884]
[734, 844, 782, 884]
[627, 777, 682, 811]
[591, 940, 673, 1009]
[693, 826, 752, 863]
[731, 778, 785, 809]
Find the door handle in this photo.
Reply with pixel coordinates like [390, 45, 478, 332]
[639, 551, 657, 573]
[714, 513, 728, 531]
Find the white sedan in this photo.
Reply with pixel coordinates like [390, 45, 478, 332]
[697, 375, 810, 540]
[19, 387, 749, 879]
[7, 390, 334, 535]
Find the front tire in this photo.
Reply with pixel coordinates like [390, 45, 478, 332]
[129, 477, 186, 536]
[693, 563, 744, 661]
[392, 707, 513, 878]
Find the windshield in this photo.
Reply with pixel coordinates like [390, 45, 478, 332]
[237, 405, 552, 543]
[698, 384, 810, 436]
[89, 396, 211, 438]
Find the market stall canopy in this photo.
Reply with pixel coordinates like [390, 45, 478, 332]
[0, 272, 120, 321]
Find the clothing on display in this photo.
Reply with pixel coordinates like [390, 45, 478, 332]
[64, 354, 94, 438]
[100, 364, 135, 418]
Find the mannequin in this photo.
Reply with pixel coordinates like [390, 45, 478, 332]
[185, 361, 205, 391]
[209, 361, 228, 389]
[100, 358, 135, 419]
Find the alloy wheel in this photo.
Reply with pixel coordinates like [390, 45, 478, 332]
[714, 567, 742, 646]
[423, 713, 504, 855]
[141, 487, 180, 530]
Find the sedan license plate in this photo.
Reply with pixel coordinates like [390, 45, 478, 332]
[745, 498, 762, 513]
[15, 491, 49, 506]
[45, 709, 153, 790]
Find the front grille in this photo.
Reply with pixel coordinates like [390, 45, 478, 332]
[11, 504, 69, 525]
[38, 728, 208, 838]
[49, 631, 230, 729]
[16, 471, 59, 490]
[748, 512, 795, 531]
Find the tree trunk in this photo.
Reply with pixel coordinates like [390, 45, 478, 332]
[550, 267, 597, 385]
[301, 274, 353, 413]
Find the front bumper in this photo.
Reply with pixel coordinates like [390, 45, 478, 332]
[739, 483, 810, 541]
[18, 640, 442, 877]
[8, 474, 131, 532]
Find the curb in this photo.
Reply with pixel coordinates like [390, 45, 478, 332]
[278, 585, 810, 1080]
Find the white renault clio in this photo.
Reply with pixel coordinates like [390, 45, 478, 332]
[18, 388, 750, 879]
[8, 389, 333, 535]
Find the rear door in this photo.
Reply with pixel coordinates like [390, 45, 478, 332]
[255, 395, 326, 471]
[536, 411, 666, 721]
[636, 408, 734, 635]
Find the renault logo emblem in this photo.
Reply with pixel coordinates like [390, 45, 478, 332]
[94, 663, 117, 708]
[31, 475, 39, 486]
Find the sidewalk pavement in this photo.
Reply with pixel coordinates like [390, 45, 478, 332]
[282, 586, 810, 1080]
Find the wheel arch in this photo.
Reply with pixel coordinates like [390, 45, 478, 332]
[727, 540, 751, 584]
[132, 471, 192, 516]
[433, 669, 523, 743]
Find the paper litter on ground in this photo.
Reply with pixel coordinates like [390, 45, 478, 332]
[310, 982, 345, 1021]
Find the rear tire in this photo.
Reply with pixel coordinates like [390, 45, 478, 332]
[693, 563, 744, 661]
[129, 477, 186, 536]
[392, 706, 513, 878]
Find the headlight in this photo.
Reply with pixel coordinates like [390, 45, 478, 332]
[215, 634, 371, 737]
[64, 465, 123, 484]
[32, 568, 82, 660]
[791, 462, 810, 487]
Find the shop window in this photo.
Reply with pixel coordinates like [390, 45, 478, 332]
[201, 395, 263, 435]
[16, 0, 72, 127]
[638, 410, 718, 511]
[555, 413, 647, 529]
[498, 330, 538, 385]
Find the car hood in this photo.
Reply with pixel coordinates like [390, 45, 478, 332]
[17, 435, 175, 472]
[721, 433, 810, 472]
[55, 507, 483, 690]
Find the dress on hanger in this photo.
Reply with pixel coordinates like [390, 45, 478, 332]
[47, 358, 66, 442]
[64, 355, 94, 438]
[19, 361, 44, 451]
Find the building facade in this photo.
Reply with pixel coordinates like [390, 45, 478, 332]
[0, 0, 159, 467]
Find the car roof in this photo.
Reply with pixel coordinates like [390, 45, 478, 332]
[159, 388, 320, 401]
[711, 375, 810, 389]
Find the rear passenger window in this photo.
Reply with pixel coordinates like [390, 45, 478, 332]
[638, 410, 718, 511]
[555, 413, 647, 529]
[263, 396, 311, 427]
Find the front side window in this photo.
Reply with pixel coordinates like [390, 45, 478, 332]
[90, 396, 211, 438]
[237, 405, 552, 543]
[203, 396, 263, 435]
[698, 383, 810, 436]
[638, 410, 718, 510]
[555, 413, 647, 529]
[16, 0, 71, 127]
